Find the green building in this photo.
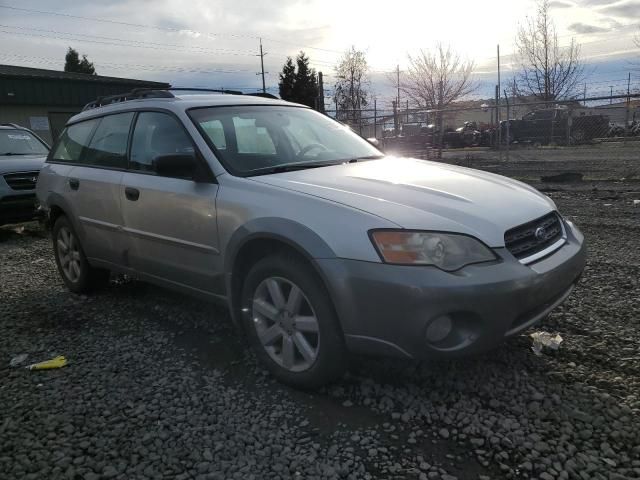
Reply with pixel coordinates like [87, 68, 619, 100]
[0, 64, 169, 144]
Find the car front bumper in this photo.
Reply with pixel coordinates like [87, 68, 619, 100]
[0, 192, 41, 226]
[316, 221, 586, 359]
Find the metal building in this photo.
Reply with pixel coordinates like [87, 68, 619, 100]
[0, 64, 170, 144]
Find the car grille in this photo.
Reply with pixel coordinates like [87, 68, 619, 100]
[3, 171, 39, 191]
[504, 212, 564, 261]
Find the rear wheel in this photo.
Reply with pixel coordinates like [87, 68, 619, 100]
[240, 254, 346, 389]
[52, 216, 110, 293]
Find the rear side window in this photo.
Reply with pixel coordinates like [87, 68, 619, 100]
[84, 113, 134, 169]
[51, 119, 99, 162]
[130, 112, 195, 175]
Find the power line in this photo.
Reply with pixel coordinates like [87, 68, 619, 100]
[0, 23, 257, 55]
[0, 29, 258, 57]
[0, 4, 344, 54]
[0, 24, 342, 70]
[0, 52, 261, 74]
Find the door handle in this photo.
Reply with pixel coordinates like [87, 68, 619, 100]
[124, 186, 140, 201]
[68, 178, 79, 190]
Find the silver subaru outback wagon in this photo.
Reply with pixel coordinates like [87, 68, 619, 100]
[36, 90, 586, 388]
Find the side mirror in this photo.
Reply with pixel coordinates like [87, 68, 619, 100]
[366, 137, 381, 148]
[154, 153, 197, 179]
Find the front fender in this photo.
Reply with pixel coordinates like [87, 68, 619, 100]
[224, 217, 337, 275]
[223, 217, 338, 325]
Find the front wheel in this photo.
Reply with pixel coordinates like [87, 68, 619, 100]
[52, 216, 110, 293]
[240, 254, 346, 389]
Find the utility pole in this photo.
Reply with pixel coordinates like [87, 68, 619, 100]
[317, 71, 325, 113]
[583, 83, 587, 106]
[496, 45, 501, 147]
[609, 85, 613, 104]
[625, 72, 631, 131]
[392, 100, 398, 136]
[512, 77, 517, 118]
[396, 64, 400, 111]
[374, 99, 377, 139]
[256, 38, 267, 94]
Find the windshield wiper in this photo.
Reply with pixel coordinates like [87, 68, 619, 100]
[247, 160, 343, 176]
[343, 154, 385, 163]
[0, 152, 29, 156]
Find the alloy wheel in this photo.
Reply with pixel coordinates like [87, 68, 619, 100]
[252, 276, 320, 372]
[56, 226, 82, 283]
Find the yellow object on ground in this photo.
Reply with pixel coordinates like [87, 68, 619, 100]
[27, 356, 68, 370]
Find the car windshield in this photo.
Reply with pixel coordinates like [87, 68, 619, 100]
[0, 129, 49, 156]
[189, 105, 383, 176]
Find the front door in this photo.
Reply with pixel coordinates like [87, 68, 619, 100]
[120, 111, 220, 294]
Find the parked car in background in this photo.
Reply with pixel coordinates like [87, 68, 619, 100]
[37, 89, 586, 388]
[503, 108, 609, 145]
[0, 124, 49, 226]
[442, 122, 482, 148]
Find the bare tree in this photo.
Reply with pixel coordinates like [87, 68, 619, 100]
[401, 44, 477, 110]
[515, 0, 584, 100]
[334, 46, 369, 124]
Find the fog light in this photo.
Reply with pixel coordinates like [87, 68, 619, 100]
[425, 315, 453, 343]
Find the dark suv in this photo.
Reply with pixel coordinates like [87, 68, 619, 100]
[0, 124, 49, 226]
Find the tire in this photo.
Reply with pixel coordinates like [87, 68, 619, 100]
[240, 254, 346, 389]
[52, 216, 110, 294]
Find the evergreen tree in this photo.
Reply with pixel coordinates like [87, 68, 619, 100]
[292, 52, 318, 108]
[278, 52, 318, 108]
[278, 57, 296, 101]
[64, 47, 96, 75]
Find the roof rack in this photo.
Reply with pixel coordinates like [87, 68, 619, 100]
[249, 92, 279, 99]
[81, 87, 276, 111]
[0, 123, 22, 128]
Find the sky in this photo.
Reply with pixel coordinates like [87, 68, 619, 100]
[0, 0, 638, 108]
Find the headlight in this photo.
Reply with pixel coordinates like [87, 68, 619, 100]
[370, 230, 497, 271]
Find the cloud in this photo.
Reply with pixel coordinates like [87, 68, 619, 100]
[178, 30, 201, 39]
[568, 22, 610, 33]
[576, 0, 618, 5]
[598, 0, 640, 17]
[549, 1, 573, 8]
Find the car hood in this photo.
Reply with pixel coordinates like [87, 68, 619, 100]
[0, 155, 47, 175]
[250, 157, 556, 247]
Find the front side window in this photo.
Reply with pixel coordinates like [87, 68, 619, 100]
[51, 119, 99, 162]
[0, 130, 49, 156]
[190, 106, 382, 176]
[84, 113, 134, 169]
[130, 112, 195, 175]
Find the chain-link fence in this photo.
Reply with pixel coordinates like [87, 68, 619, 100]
[325, 93, 640, 160]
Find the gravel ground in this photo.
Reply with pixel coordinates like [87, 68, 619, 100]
[1, 160, 639, 480]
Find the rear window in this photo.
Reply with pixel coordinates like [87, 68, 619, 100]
[0, 130, 49, 156]
[51, 119, 99, 163]
[84, 113, 134, 169]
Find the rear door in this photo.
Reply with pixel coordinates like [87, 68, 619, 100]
[120, 111, 220, 294]
[49, 114, 132, 266]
